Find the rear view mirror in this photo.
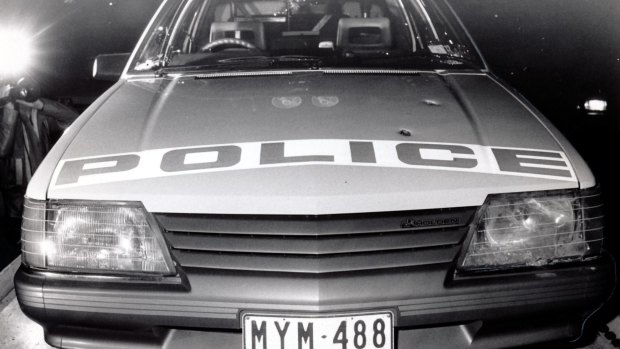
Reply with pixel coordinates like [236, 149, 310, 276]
[93, 53, 131, 81]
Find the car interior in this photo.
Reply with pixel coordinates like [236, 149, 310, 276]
[167, 0, 414, 66]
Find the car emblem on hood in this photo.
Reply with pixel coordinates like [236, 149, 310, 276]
[311, 96, 339, 107]
[272, 96, 302, 109]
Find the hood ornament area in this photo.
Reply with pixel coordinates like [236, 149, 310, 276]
[271, 95, 340, 109]
[272, 96, 303, 109]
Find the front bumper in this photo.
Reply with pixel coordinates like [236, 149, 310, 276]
[15, 256, 614, 349]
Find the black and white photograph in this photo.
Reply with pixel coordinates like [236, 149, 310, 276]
[0, 0, 618, 348]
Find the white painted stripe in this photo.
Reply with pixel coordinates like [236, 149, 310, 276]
[516, 154, 562, 160]
[82, 161, 118, 170]
[520, 162, 573, 170]
[420, 148, 471, 161]
[49, 139, 577, 190]
[184, 151, 219, 165]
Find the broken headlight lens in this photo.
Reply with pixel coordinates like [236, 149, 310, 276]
[22, 199, 175, 275]
[460, 189, 603, 272]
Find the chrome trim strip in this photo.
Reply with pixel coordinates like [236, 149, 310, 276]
[32, 270, 183, 284]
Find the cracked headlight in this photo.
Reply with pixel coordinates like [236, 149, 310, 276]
[21, 199, 175, 275]
[460, 189, 603, 272]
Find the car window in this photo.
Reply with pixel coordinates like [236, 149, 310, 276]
[131, 0, 483, 73]
[133, 0, 186, 71]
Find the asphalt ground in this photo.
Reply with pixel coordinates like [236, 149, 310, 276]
[0, 256, 618, 349]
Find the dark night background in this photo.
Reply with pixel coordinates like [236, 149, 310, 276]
[1, 0, 619, 331]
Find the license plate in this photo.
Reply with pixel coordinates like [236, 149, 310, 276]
[243, 312, 393, 349]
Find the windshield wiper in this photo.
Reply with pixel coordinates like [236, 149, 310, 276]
[160, 55, 324, 74]
[217, 55, 321, 63]
[216, 55, 324, 68]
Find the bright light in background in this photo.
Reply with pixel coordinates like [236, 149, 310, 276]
[0, 29, 33, 77]
[584, 98, 608, 113]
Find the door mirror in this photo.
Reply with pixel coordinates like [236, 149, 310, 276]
[92, 53, 131, 81]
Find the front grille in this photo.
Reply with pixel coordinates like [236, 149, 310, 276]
[154, 207, 477, 274]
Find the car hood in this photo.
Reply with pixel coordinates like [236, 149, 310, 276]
[44, 71, 580, 214]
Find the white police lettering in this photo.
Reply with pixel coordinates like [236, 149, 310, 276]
[50, 139, 576, 188]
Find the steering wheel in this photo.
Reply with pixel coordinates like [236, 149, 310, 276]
[201, 38, 259, 52]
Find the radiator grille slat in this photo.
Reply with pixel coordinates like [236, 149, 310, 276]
[172, 247, 461, 273]
[166, 227, 468, 255]
[155, 208, 476, 236]
[154, 207, 477, 274]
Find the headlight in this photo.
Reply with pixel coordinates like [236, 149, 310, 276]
[21, 199, 176, 275]
[460, 189, 603, 272]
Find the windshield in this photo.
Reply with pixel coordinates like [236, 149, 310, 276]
[130, 0, 484, 74]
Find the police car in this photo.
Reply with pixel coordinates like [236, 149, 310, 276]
[15, 0, 613, 347]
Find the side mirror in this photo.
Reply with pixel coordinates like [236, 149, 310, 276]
[93, 53, 131, 81]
